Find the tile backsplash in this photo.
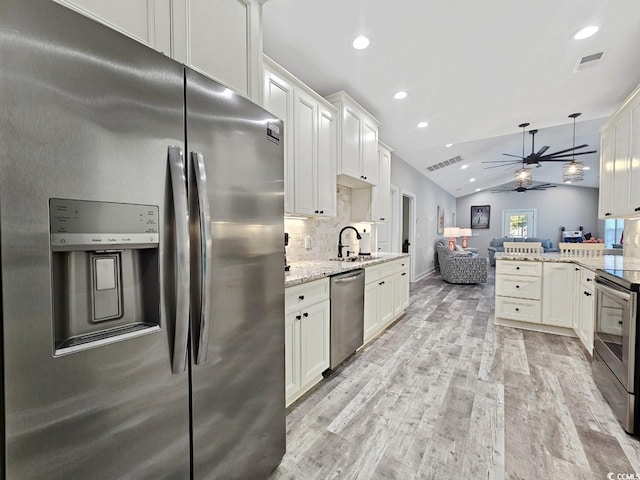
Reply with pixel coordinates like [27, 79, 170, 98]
[285, 186, 373, 262]
[624, 219, 640, 257]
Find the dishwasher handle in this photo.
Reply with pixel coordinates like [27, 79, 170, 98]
[333, 271, 365, 284]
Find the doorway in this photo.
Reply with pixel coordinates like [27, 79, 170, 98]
[401, 190, 417, 282]
[377, 185, 399, 253]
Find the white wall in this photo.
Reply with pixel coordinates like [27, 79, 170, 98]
[456, 185, 601, 255]
[391, 154, 457, 280]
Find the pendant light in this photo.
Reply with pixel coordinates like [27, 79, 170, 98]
[563, 113, 585, 183]
[514, 122, 533, 187]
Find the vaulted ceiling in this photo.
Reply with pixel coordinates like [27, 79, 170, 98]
[262, 0, 640, 197]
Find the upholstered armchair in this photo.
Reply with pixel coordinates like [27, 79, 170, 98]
[436, 243, 488, 284]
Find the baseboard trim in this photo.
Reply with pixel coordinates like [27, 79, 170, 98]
[414, 268, 435, 282]
[494, 317, 577, 337]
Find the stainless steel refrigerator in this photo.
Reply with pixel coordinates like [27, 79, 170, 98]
[0, 1, 285, 478]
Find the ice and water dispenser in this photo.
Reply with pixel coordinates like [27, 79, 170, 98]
[50, 199, 161, 355]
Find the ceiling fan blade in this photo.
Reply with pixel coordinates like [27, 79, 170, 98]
[502, 153, 525, 159]
[483, 163, 519, 169]
[534, 146, 550, 157]
[543, 144, 589, 156]
[481, 159, 522, 163]
[539, 150, 598, 160]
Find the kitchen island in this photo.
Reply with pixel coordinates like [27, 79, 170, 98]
[494, 252, 640, 354]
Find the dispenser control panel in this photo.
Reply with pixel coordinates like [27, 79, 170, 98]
[49, 198, 159, 249]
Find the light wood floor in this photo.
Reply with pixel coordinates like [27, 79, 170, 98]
[270, 268, 640, 480]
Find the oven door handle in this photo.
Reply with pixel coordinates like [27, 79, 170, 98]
[595, 278, 631, 303]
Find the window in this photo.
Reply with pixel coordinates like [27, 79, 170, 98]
[604, 219, 624, 247]
[502, 209, 537, 238]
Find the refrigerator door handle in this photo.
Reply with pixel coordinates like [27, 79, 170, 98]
[191, 151, 213, 364]
[168, 145, 190, 374]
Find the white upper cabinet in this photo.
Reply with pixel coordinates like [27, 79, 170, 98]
[262, 56, 336, 217]
[599, 82, 640, 218]
[263, 66, 294, 213]
[53, 0, 172, 53]
[352, 141, 392, 223]
[325, 91, 380, 188]
[54, 0, 265, 102]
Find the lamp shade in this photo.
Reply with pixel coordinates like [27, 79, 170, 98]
[514, 167, 533, 188]
[443, 227, 460, 238]
[459, 228, 472, 237]
[563, 161, 584, 182]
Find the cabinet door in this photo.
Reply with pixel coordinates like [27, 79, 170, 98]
[316, 106, 337, 217]
[285, 311, 301, 404]
[364, 282, 379, 343]
[599, 130, 615, 219]
[542, 263, 573, 328]
[361, 120, 379, 185]
[300, 300, 330, 387]
[393, 272, 403, 317]
[378, 277, 395, 328]
[628, 96, 640, 213]
[371, 145, 391, 221]
[178, 0, 257, 99]
[400, 269, 410, 310]
[341, 106, 362, 179]
[572, 267, 582, 331]
[263, 68, 294, 214]
[53, 0, 171, 53]
[293, 91, 317, 216]
[579, 289, 595, 354]
[612, 114, 631, 216]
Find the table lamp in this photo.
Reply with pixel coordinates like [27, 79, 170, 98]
[443, 227, 460, 251]
[459, 228, 472, 248]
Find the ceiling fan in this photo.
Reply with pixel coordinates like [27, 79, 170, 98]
[482, 114, 597, 170]
[490, 182, 557, 193]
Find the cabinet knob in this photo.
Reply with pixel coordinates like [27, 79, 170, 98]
[587, 278, 592, 282]
[314, 210, 319, 214]
[635, 207, 640, 212]
[298, 295, 304, 300]
[515, 266, 520, 270]
[379, 281, 385, 285]
[605, 212, 612, 216]
[303, 312, 309, 317]
[619, 321, 623, 325]
[515, 285, 520, 289]
[296, 315, 301, 320]
[364, 176, 367, 179]
[515, 308, 520, 312]
[575, 268, 580, 271]
[320, 210, 324, 214]
[401, 272, 406, 276]
[584, 291, 592, 296]
[380, 217, 385, 221]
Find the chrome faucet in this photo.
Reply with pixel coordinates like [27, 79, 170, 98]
[338, 226, 362, 258]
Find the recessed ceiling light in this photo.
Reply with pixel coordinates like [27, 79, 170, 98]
[445, 143, 453, 147]
[417, 121, 429, 128]
[469, 178, 476, 182]
[584, 166, 591, 171]
[394, 91, 408, 100]
[352, 36, 370, 50]
[573, 25, 599, 40]
[564, 180, 572, 184]
[460, 164, 469, 170]
[475, 188, 481, 192]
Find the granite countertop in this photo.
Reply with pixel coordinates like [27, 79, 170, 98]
[494, 252, 640, 272]
[285, 253, 410, 287]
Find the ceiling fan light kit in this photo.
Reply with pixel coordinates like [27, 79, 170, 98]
[562, 113, 585, 183]
[514, 167, 533, 188]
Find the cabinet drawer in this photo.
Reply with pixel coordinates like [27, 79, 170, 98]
[285, 277, 329, 313]
[581, 268, 595, 291]
[496, 296, 541, 323]
[380, 260, 397, 279]
[365, 265, 381, 284]
[496, 274, 542, 300]
[496, 260, 542, 276]
[394, 258, 409, 273]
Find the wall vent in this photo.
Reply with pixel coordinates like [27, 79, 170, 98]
[426, 155, 463, 172]
[573, 52, 604, 72]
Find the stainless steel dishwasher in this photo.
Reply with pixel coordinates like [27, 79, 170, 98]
[330, 269, 365, 369]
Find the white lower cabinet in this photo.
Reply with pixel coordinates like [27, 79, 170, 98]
[542, 262, 574, 328]
[496, 259, 597, 354]
[363, 258, 410, 344]
[285, 278, 330, 407]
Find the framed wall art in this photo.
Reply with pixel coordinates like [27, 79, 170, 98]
[437, 205, 444, 234]
[471, 205, 490, 229]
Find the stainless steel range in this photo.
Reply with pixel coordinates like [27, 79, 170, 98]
[593, 268, 640, 434]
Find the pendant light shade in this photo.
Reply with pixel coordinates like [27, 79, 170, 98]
[563, 113, 585, 183]
[514, 167, 533, 188]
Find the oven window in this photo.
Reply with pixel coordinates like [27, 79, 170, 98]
[596, 290, 625, 362]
